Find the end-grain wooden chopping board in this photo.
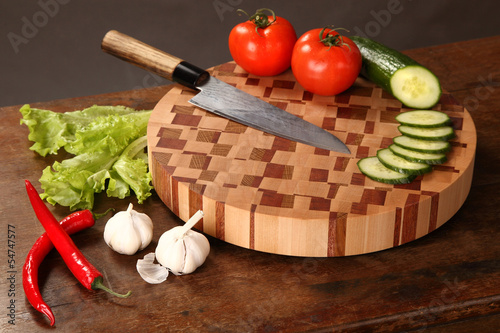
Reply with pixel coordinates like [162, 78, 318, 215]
[147, 61, 476, 257]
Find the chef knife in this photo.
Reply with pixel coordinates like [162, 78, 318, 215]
[101, 30, 350, 154]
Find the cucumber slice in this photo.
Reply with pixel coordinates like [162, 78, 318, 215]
[395, 110, 451, 128]
[398, 125, 455, 141]
[389, 144, 447, 165]
[390, 66, 442, 109]
[357, 156, 416, 184]
[377, 148, 432, 175]
[351, 36, 441, 109]
[393, 135, 451, 154]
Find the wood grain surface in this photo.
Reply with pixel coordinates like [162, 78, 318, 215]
[1, 36, 498, 332]
[148, 62, 476, 257]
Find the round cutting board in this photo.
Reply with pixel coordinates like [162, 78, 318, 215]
[147, 62, 476, 257]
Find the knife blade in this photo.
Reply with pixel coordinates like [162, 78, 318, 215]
[101, 30, 350, 154]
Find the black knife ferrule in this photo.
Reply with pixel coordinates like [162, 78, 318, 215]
[172, 61, 209, 90]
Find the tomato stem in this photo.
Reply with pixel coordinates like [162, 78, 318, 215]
[237, 8, 277, 35]
[319, 26, 351, 51]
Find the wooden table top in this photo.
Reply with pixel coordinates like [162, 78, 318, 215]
[1, 36, 499, 332]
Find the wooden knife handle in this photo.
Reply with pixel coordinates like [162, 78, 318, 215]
[101, 30, 208, 89]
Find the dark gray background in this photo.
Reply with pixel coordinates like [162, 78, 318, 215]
[2, 0, 500, 107]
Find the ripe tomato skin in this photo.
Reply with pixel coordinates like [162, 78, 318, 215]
[229, 15, 297, 76]
[291, 28, 362, 96]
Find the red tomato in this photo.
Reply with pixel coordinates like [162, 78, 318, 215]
[291, 27, 362, 96]
[229, 9, 297, 76]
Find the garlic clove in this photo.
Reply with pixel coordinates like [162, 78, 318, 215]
[131, 209, 154, 250]
[155, 234, 186, 275]
[136, 253, 169, 284]
[109, 219, 143, 255]
[182, 232, 210, 274]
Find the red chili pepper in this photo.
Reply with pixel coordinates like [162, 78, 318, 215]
[24, 180, 131, 301]
[23, 209, 95, 326]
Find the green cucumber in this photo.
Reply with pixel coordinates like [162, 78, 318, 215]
[351, 36, 441, 109]
[377, 148, 432, 175]
[395, 110, 451, 128]
[393, 135, 451, 154]
[398, 125, 455, 141]
[389, 144, 447, 165]
[357, 156, 416, 184]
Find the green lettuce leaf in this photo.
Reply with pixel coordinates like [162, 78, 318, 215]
[20, 104, 143, 156]
[109, 136, 153, 203]
[20, 104, 154, 210]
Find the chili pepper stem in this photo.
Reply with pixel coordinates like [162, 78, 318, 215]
[91, 276, 132, 298]
[93, 207, 115, 220]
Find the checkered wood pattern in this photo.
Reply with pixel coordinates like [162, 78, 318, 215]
[147, 61, 476, 257]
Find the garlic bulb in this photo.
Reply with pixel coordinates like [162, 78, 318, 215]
[104, 203, 153, 255]
[155, 211, 210, 275]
